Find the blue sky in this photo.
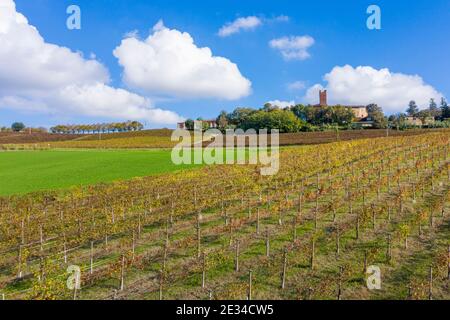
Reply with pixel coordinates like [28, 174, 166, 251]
[1, 0, 449, 128]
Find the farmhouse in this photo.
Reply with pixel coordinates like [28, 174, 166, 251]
[177, 120, 218, 130]
[404, 116, 435, 127]
[316, 90, 369, 120]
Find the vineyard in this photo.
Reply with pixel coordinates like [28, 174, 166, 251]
[0, 131, 449, 300]
[1, 128, 447, 151]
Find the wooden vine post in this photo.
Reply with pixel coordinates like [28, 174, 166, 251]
[310, 237, 316, 271]
[336, 226, 340, 257]
[119, 254, 125, 291]
[17, 245, 23, 279]
[201, 251, 206, 289]
[256, 208, 260, 235]
[197, 211, 201, 259]
[387, 234, 392, 262]
[281, 248, 288, 289]
[159, 269, 164, 300]
[248, 270, 253, 301]
[355, 211, 360, 240]
[428, 266, 433, 300]
[314, 173, 320, 230]
[235, 239, 240, 272]
[447, 245, 450, 281]
[363, 250, 368, 274]
[90, 240, 94, 275]
[292, 216, 297, 242]
[337, 266, 343, 300]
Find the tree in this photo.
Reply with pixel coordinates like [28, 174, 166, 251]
[417, 109, 432, 126]
[291, 104, 308, 121]
[241, 109, 305, 133]
[11, 122, 25, 132]
[262, 103, 278, 112]
[227, 108, 256, 127]
[406, 101, 419, 116]
[440, 97, 450, 119]
[184, 119, 194, 130]
[366, 104, 387, 129]
[429, 98, 438, 111]
[427, 98, 441, 119]
[331, 106, 354, 126]
[216, 111, 229, 131]
[389, 113, 407, 130]
[130, 121, 144, 131]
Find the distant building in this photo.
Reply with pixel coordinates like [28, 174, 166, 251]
[315, 90, 369, 121]
[319, 90, 328, 107]
[198, 120, 218, 129]
[177, 120, 218, 130]
[404, 117, 435, 126]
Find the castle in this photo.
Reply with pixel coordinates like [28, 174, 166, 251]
[317, 90, 369, 120]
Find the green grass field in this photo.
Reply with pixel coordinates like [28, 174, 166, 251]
[0, 150, 200, 195]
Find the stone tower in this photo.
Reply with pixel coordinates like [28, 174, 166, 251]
[319, 90, 327, 107]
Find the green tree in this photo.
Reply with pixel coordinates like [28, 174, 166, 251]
[291, 104, 308, 121]
[406, 101, 419, 116]
[429, 98, 437, 111]
[241, 109, 305, 133]
[11, 122, 25, 132]
[184, 119, 194, 130]
[440, 97, 450, 119]
[227, 107, 256, 127]
[216, 111, 229, 130]
[366, 104, 387, 128]
[331, 106, 354, 125]
[417, 109, 432, 126]
[428, 98, 441, 119]
[389, 113, 407, 130]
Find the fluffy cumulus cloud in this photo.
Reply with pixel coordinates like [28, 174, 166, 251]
[0, 0, 182, 125]
[304, 65, 444, 114]
[113, 20, 252, 100]
[218, 16, 262, 37]
[266, 100, 295, 108]
[269, 36, 315, 61]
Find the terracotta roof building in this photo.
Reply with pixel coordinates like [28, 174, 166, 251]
[315, 90, 369, 120]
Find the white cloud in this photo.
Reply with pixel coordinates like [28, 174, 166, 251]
[0, 0, 183, 125]
[266, 100, 295, 108]
[304, 65, 444, 114]
[269, 36, 315, 61]
[218, 15, 289, 37]
[218, 16, 263, 37]
[56, 84, 182, 123]
[113, 20, 252, 100]
[287, 81, 306, 91]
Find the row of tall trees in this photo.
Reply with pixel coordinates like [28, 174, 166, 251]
[184, 97, 449, 133]
[184, 108, 306, 133]
[217, 106, 306, 133]
[211, 103, 365, 132]
[290, 104, 355, 126]
[50, 121, 144, 134]
[406, 98, 449, 119]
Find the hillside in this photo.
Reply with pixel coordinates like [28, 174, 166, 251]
[0, 132, 448, 300]
[3, 128, 448, 150]
[0, 132, 80, 144]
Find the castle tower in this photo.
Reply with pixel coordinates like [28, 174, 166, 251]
[319, 90, 327, 107]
